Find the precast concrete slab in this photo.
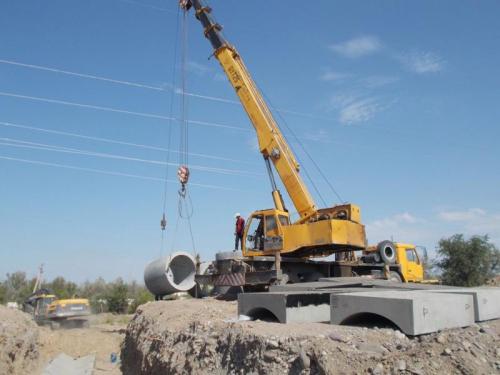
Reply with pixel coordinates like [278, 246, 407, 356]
[238, 291, 331, 323]
[43, 353, 95, 375]
[269, 281, 366, 292]
[427, 287, 500, 321]
[319, 277, 455, 290]
[330, 290, 475, 335]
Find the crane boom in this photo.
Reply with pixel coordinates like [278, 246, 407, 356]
[184, 0, 317, 221]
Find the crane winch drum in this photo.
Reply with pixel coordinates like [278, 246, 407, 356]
[144, 252, 197, 297]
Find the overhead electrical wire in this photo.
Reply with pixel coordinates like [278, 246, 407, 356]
[0, 91, 248, 131]
[0, 137, 262, 177]
[0, 121, 253, 164]
[0, 58, 328, 121]
[0, 155, 245, 191]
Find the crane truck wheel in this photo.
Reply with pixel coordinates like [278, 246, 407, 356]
[378, 240, 397, 264]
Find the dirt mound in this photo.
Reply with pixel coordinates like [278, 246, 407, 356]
[0, 306, 39, 375]
[121, 299, 500, 374]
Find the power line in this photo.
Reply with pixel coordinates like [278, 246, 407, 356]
[0, 137, 263, 177]
[109, 0, 178, 13]
[0, 91, 248, 131]
[0, 155, 245, 191]
[0, 120, 255, 164]
[0, 58, 328, 121]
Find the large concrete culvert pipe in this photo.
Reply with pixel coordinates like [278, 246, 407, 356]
[144, 252, 197, 297]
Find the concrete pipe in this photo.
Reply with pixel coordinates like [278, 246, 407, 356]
[144, 252, 197, 297]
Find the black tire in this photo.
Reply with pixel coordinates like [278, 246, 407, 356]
[389, 271, 403, 283]
[378, 240, 397, 264]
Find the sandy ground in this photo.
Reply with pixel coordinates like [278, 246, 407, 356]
[35, 314, 130, 374]
[0, 306, 39, 375]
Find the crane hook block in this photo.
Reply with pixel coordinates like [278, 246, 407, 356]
[177, 165, 190, 185]
[179, 0, 192, 11]
[160, 213, 167, 231]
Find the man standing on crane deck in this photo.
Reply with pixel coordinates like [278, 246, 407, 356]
[234, 213, 245, 251]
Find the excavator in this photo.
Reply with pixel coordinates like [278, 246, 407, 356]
[180, 0, 427, 288]
[23, 265, 91, 329]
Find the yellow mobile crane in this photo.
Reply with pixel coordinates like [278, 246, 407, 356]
[182, 0, 426, 286]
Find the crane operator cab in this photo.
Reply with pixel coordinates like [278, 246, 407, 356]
[244, 209, 289, 255]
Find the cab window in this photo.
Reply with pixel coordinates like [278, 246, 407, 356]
[265, 215, 277, 235]
[406, 248, 419, 264]
[246, 215, 264, 250]
[278, 215, 289, 226]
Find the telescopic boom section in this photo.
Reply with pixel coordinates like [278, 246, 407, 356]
[182, 0, 318, 221]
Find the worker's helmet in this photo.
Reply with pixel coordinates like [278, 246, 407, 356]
[235, 213, 241, 218]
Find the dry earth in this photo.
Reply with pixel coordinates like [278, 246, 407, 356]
[122, 298, 500, 375]
[0, 306, 39, 375]
[2, 299, 500, 375]
[0, 307, 128, 375]
[35, 314, 127, 374]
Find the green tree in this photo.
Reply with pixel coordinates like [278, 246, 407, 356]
[47, 277, 77, 299]
[436, 234, 500, 286]
[106, 278, 128, 314]
[0, 282, 6, 304]
[128, 286, 153, 314]
[78, 277, 109, 313]
[3, 272, 35, 303]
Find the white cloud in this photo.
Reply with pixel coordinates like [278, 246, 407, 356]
[437, 208, 500, 244]
[213, 72, 227, 82]
[187, 61, 210, 76]
[246, 137, 259, 153]
[330, 36, 381, 58]
[302, 129, 330, 143]
[438, 208, 486, 222]
[327, 94, 388, 125]
[365, 208, 500, 258]
[366, 212, 431, 247]
[398, 51, 445, 74]
[320, 70, 351, 82]
[361, 75, 399, 88]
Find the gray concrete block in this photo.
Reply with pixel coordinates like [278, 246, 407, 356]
[43, 353, 95, 375]
[330, 291, 475, 335]
[269, 281, 365, 292]
[238, 291, 340, 323]
[428, 287, 500, 321]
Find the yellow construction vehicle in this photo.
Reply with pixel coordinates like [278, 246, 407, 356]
[182, 0, 426, 287]
[23, 266, 91, 329]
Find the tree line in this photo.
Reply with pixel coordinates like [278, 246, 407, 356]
[0, 273, 153, 314]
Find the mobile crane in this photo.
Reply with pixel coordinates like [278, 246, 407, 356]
[181, 0, 426, 288]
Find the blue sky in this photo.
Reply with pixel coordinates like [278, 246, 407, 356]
[1, 0, 499, 282]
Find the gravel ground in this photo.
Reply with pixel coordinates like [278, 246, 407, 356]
[121, 298, 500, 375]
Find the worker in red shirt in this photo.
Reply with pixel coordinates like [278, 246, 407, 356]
[234, 213, 245, 251]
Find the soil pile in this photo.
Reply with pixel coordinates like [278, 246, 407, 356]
[121, 298, 500, 375]
[0, 306, 39, 375]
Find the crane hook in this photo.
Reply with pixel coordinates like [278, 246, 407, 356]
[179, 0, 192, 11]
[177, 165, 190, 198]
[160, 213, 167, 231]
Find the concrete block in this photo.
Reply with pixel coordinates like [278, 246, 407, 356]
[43, 353, 95, 375]
[330, 291, 475, 335]
[428, 287, 500, 321]
[238, 291, 334, 323]
[269, 281, 365, 292]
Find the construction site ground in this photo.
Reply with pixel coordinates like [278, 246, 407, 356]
[0, 306, 127, 374]
[2, 300, 500, 374]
